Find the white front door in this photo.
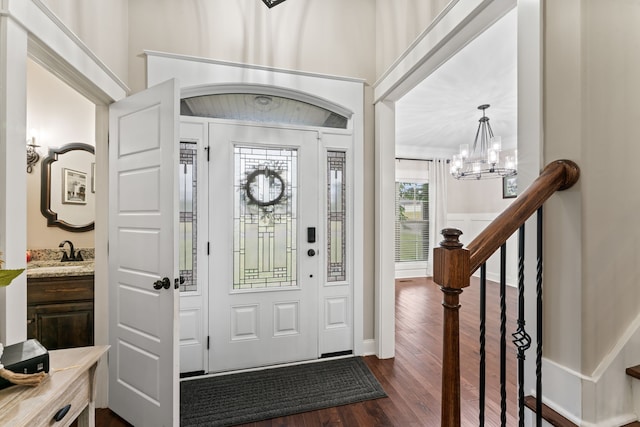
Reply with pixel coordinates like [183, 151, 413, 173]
[209, 122, 320, 372]
[108, 79, 179, 426]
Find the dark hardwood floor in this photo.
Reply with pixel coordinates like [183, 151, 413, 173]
[95, 277, 518, 426]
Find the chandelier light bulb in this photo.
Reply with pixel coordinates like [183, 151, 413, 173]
[491, 136, 502, 151]
[459, 144, 469, 159]
[488, 149, 499, 164]
[505, 156, 515, 170]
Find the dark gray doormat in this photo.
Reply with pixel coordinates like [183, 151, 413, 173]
[180, 357, 387, 426]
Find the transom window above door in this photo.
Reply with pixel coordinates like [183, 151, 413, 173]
[181, 93, 349, 129]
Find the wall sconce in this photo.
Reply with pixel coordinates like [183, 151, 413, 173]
[26, 130, 41, 173]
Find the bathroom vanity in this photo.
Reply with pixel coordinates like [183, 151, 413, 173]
[26, 261, 94, 350]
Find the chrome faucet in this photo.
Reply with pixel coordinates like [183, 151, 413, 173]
[59, 240, 83, 262]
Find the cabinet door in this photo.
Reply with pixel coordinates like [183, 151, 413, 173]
[28, 301, 94, 350]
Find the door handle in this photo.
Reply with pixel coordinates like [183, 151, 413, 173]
[174, 276, 186, 289]
[153, 277, 171, 290]
[307, 249, 316, 257]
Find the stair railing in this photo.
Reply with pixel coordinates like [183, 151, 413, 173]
[434, 160, 580, 427]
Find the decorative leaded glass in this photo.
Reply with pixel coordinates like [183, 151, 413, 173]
[179, 142, 198, 292]
[234, 146, 297, 290]
[327, 151, 346, 282]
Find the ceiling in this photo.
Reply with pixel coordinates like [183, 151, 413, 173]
[395, 9, 517, 160]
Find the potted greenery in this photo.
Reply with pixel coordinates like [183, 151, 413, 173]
[0, 252, 23, 287]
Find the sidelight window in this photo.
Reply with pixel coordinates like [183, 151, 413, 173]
[179, 142, 198, 292]
[327, 151, 346, 282]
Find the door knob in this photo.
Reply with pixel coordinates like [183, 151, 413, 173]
[153, 277, 171, 290]
[307, 249, 316, 257]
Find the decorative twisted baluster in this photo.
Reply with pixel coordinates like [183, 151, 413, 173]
[512, 225, 532, 427]
[479, 264, 487, 427]
[536, 208, 544, 426]
[500, 243, 507, 426]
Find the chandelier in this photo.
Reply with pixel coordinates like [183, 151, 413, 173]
[450, 104, 517, 180]
[262, 0, 287, 7]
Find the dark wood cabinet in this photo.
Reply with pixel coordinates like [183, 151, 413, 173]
[27, 275, 94, 350]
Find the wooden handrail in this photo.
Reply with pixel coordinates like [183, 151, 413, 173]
[467, 160, 580, 274]
[434, 159, 580, 427]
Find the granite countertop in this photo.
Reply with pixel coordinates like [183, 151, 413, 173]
[26, 248, 95, 278]
[26, 260, 95, 279]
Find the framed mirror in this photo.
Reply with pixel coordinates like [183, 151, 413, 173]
[40, 142, 95, 232]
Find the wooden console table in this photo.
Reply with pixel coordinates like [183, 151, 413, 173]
[0, 345, 108, 426]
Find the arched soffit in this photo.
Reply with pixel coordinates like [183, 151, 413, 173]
[180, 84, 353, 129]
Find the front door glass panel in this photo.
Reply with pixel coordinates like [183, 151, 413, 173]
[179, 142, 198, 292]
[233, 146, 298, 290]
[327, 151, 346, 282]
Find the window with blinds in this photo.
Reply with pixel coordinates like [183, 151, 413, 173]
[395, 182, 429, 262]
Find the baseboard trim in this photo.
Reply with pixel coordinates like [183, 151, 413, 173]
[541, 357, 638, 426]
[361, 339, 376, 356]
[580, 414, 639, 427]
[524, 395, 577, 427]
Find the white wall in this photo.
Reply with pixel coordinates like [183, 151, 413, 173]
[543, 0, 640, 423]
[40, 0, 129, 83]
[545, 0, 640, 375]
[0, 9, 28, 346]
[447, 172, 514, 214]
[127, 0, 376, 93]
[375, 0, 451, 77]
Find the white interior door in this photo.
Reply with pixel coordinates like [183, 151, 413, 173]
[209, 122, 320, 372]
[108, 79, 179, 426]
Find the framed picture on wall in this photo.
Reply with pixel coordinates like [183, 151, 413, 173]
[62, 168, 87, 204]
[502, 175, 517, 199]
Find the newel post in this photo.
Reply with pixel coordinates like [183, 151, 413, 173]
[433, 228, 470, 427]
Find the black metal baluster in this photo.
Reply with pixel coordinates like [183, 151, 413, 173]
[479, 263, 487, 427]
[500, 243, 507, 426]
[536, 207, 543, 426]
[512, 225, 532, 426]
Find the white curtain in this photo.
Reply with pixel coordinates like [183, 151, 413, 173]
[428, 159, 448, 274]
